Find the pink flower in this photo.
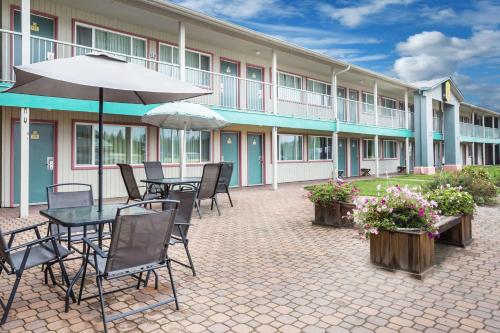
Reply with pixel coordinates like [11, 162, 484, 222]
[418, 208, 425, 217]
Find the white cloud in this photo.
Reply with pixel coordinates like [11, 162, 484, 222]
[319, 0, 414, 28]
[394, 30, 500, 82]
[454, 73, 500, 111]
[421, 1, 500, 30]
[172, 0, 297, 19]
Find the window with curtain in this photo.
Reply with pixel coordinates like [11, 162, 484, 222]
[306, 79, 331, 106]
[185, 130, 211, 163]
[159, 129, 180, 163]
[308, 136, 332, 160]
[383, 140, 397, 159]
[362, 92, 375, 113]
[278, 134, 303, 161]
[380, 97, 396, 116]
[186, 50, 211, 87]
[278, 72, 302, 102]
[74, 23, 146, 64]
[75, 123, 146, 166]
[337, 87, 347, 121]
[363, 139, 375, 159]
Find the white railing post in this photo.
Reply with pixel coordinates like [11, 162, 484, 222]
[272, 50, 278, 190]
[19, 0, 31, 217]
[374, 135, 380, 178]
[178, 21, 186, 178]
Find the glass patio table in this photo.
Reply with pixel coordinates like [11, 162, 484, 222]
[141, 177, 202, 197]
[39, 203, 151, 312]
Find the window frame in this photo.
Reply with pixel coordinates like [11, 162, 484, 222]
[382, 140, 398, 160]
[361, 91, 375, 114]
[306, 78, 332, 107]
[362, 138, 376, 160]
[157, 129, 212, 165]
[277, 134, 304, 162]
[73, 21, 147, 59]
[307, 135, 332, 161]
[72, 121, 148, 169]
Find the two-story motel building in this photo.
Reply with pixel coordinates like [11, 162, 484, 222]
[0, 0, 499, 210]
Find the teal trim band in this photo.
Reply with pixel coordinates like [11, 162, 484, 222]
[460, 136, 500, 144]
[338, 122, 414, 138]
[433, 132, 444, 141]
[213, 107, 335, 131]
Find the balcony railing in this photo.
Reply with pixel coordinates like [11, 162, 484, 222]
[460, 122, 500, 139]
[433, 116, 443, 133]
[0, 29, 415, 128]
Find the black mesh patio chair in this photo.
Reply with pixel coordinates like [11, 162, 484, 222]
[118, 163, 160, 204]
[143, 161, 166, 197]
[196, 163, 223, 218]
[216, 162, 234, 207]
[77, 199, 179, 333]
[163, 185, 197, 276]
[46, 183, 101, 246]
[0, 223, 72, 324]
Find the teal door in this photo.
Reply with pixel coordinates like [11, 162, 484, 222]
[350, 139, 359, 177]
[246, 66, 263, 111]
[247, 134, 263, 185]
[338, 138, 346, 177]
[220, 60, 238, 109]
[13, 122, 55, 204]
[14, 12, 56, 66]
[221, 132, 239, 187]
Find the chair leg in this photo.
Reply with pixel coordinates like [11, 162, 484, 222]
[225, 186, 234, 207]
[78, 254, 90, 305]
[184, 240, 196, 277]
[136, 272, 143, 290]
[166, 260, 179, 310]
[152, 270, 159, 290]
[96, 276, 108, 333]
[56, 257, 76, 303]
[196, 200, 202, 219]
[46, 264, 57, 286]
[1, 272, 23, 325]
[213, 197, 221, 216]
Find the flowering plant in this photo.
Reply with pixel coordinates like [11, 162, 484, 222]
[307, 180, 359, 206]
[425, 186, 475, 216]
[349, 185, 440, 239]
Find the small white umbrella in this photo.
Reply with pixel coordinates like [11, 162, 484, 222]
[5, 53, 211, 211]
[142, 102, 230, 177]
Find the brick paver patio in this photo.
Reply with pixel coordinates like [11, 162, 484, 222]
[1, 183, 499, 333]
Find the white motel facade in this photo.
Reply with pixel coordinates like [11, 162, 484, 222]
[1, 0, 499, 213]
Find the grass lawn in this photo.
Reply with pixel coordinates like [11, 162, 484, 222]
[351, 174, 434, 197]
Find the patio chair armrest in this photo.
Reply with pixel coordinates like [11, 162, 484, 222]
[6, 235, 58, 253]
[82, 237, 108, 258]
[3, 221, 47, 236]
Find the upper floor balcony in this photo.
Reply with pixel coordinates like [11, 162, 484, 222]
[460, 122, 500, 139]
[0, 29, 412, 131]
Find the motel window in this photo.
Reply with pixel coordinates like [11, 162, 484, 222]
[308, 136, 332, 160]
[159, 129, 211, 163]
[157, 44, 211, 85]
[383, 140, 397, 159]
[75, 123, 146, 166]
[75, 24, 146, 63]
[361, 92, 375, 113]
[278, 72, 302, 102]
[380, 97, 397, 116]
[278, 134, 303, 161]
[306, 79, 331, 106]
[363, 139, 375, 159]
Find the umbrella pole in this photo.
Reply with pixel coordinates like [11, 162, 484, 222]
[98, 87, 104, 212]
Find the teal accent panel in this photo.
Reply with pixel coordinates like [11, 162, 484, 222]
[338, 138, 346, 176]
[460, 136, 500, 144]
[13, 122, 54, 204]
[443, 103, 460, 165]
[214, 108, 335, 131]
[247, 134, 263, 185]
[350, 139, 359, 176]
[221, 133, 240, 187]
[413, 93, 433, 168]
[339, 122, 413, 138]
[433, 132, 444, 141]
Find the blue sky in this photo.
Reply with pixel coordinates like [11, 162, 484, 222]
[171, 0, 500, 111]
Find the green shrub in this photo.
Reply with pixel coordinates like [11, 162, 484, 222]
[307, 180, 359, 206]
[426, 187, 475, 216]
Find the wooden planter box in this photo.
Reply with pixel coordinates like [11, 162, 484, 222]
[370, 229, 434, 279]
[313, 202, 356, 227]
[436, 214, 473, 247]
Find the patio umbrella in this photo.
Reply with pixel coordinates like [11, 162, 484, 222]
[5, 53, 211, 211]
[141, 102, 229, 177]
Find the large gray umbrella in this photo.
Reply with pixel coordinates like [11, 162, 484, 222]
[5, 53, 211, 211]
[142, 102, 229, 178]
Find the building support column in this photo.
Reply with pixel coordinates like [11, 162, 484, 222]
[471, 142, 475, 165]
[272, 50, 278, 190]
[405, 137, 410, 174]
[19, 0, 31, 217]
[413, 93, 435, 174]
[331, 69, 338, 180]
[443, 102, 462, 172]
[374, 135, 379, 178]
[482, 143, 486, 165]
[178, 21, 186, 178]
[493, 144, 496, 165]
